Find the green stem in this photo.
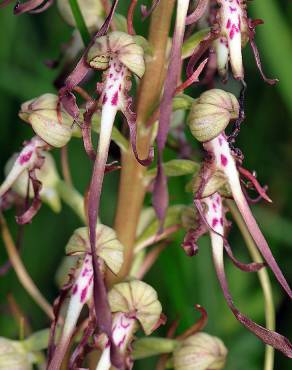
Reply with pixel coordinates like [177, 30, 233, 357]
[56, 180, 86, 224]
[226, 200, 275, 370]
[68, 0, 91, 45]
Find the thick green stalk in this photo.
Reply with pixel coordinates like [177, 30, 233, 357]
[227, 199, 275, 370]
[110, 0, 175, 284]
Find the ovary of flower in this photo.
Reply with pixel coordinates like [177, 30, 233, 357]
[48, 254, 93, 370]
[0, 136, 44, 198]
[217, 0, 247, 79]
[96, 312, 136, 370]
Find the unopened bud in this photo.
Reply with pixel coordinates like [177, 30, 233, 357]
[188, 89, 239, 142]
[19, 94, 74, 148]
[173, 332, 227, 370]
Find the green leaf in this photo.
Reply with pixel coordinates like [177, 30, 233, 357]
[146, 159, 199, 178]
[182, 28, 210, 59]
[23, 329, 51, 352]
[132, 337, 178, 360]
[135, 205, 186, 248]
[68, 0, 91, 45]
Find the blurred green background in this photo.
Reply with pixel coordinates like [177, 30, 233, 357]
[0, 1, 291, 369]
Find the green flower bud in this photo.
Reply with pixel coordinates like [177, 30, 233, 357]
[108, 280, 162, 335]
[173, 332, 227, 370]
[19, 94, 74, 148]
[65, 224, 124, 275]
[5, 152, 61, 212]
[188, 89, 239, 142]
[0, 337, 31, 370]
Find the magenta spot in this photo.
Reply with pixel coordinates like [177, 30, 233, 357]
[220, 218, 224, 226]
[229, 28, 235, 40]
[229, 6, 237, 12]
[119, 84, 121, 91]
[212, 203, 217, 211]
[220, 154, 228, 167]
[109, 73, 113, 78]
[212, 218, 218, 228]
[72, 284, 78, 295]
[80, 287, 88, 303]
[226, 19, 231, 29]
[118, 334, 126, 348]
[111, 91, 119, 106]
[19, 151, 33, 165]
[216, 196, 220, 205]
[102, 94, 108, 104]
[82, 268, 89, 277]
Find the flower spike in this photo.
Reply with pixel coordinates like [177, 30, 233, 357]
[95, 280, 163, 370]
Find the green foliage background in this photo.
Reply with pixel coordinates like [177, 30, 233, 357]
[0, 1, 291, 369]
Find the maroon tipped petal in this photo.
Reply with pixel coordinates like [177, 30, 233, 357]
[223, 240, 265, 272]
[248, 20, 278, 85]
[13, 0, 45, 14]
[212, 248, 292, 358]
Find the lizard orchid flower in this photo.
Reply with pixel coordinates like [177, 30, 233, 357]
[188, 0, 277, 84]
[48, 224, 124, 370]
[214, 0, 277, 83]
[96, 280, 163, 370]
[0, 136, 48, 223]
[184, 88, 292, 357]
[85, 32, 153, 355]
